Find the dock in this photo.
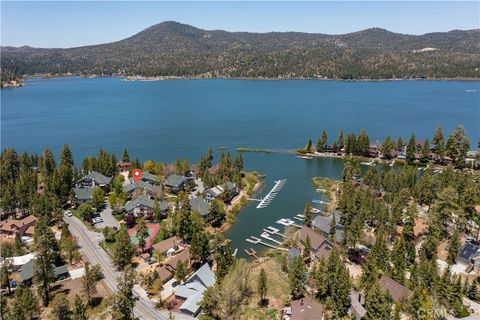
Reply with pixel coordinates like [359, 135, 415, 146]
[312, 199, 330, 205]
[261, 232, 283, 245]
[263, 226, 286, 238]
[244, 248, 258, 259]
[256, 179, 287, 209]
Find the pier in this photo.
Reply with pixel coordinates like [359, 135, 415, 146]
[312, 199, 330, 205]
[256, 179, 287, 209]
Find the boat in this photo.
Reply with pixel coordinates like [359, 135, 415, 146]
[296, 155, 313, 160]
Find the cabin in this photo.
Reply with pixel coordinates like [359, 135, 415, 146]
[0, 216, 37, 237]
[117, 161, 131, 172]
[20, 259, 69, 285]
[284, 296, 325, 320]
[74, 187, 93, 205]
[378, 275, 413, 303]
[75, 171, 112, 191]
[349, 290, 366, 319]
[137, 171, 158, 185]
[457, 243, 480, 273]
[189, 197, 210, 219]
[207, 164, 220, 176]
[176, 263, 215, 317]
[124, 195, 155, 218]
[123, 180, 161, 199]
[312, 210, 345, 243]
[205, 181, 238, 202]
[297, 226, 335, 261]
[165, 174, 189, 194]
[152, 236, 181, 257]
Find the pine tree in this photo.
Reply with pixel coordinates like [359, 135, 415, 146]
[122, 148, 130, 163]
[136, 218, 149, 252]
[421, 138, 430, 161]
[257, 268, 268, 305]
[448, 230, 460, 264]
[11, 286, 40, 320]
[112, 266, 136, 320]
[406, 133, 416, 164]
[209, 200, 226, 227]
[50, 293, 71, 320]
[432, 127, 445, 160]
[303, 203, 312, 227]
[113, 228, 134, 269]
[391, 236, 407, 284]
[361, 255, 379, 290]
[329, 216, 336, 241]
[289, 256, 306, 299]
[303, 236, 311, 264]
[190, 230, 210, 264]
[364, 282, 392, 320]
[446, 125, 470, 167]
[175, 260, 187, 283]
[337, 131, 345, 148]
[81, 262, 98, 306]
[313, 258, 328, 298]
[72, 295, 88, 320]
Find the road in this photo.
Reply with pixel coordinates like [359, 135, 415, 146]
[65, 215, 193, 320]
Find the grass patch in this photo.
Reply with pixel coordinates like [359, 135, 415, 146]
[236, 148, 273, 154]
[243, 307, 279, 320]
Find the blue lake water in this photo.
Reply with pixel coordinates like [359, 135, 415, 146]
[1, 77, 479, 255]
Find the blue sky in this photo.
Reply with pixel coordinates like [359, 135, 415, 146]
[1, 1, 479, 48]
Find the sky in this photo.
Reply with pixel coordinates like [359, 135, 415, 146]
[1, 1, 479, 48]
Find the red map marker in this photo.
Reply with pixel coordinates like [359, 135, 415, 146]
[132, 168, 143, 183]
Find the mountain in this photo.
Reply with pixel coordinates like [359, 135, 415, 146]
[2, 21, 480, 79]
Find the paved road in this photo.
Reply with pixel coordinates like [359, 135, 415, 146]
[64, 216, 193, 320]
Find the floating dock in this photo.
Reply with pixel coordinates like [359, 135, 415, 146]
[256, 179, 287, 209]
[261, 232, 283, 245]
[312, 199, 330, 205]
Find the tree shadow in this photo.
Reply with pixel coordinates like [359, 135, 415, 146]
[257, 298, 270, 307]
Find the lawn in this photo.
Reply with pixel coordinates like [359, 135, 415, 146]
[244, 257, 290, 320]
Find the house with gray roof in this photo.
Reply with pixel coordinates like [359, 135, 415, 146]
[205, 181, 238, 203]
[313, 210, 345, 243]
[124, 195, 155, 218]
[189, 197, 210, 219]
[137, 171, 159, 185]
[75, 171, 112, 190]
[457, 242, 480, 273]
[20, 259, 69, 285]
[349, 290, 366, 319]
[123, 180, 161, 199]
[74, 187, 93, 205]
[165, 174, 189, 194]
[176, 263, 215, 316]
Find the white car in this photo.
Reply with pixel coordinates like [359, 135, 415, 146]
[64, 210, 73, 217]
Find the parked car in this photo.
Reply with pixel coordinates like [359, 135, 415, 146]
[64, 210, 73, 217]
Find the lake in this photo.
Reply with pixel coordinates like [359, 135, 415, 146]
[1, 77, 479, 256]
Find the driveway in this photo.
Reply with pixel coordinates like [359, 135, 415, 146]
[64, 215, 193, 320]
[94, 204, 120, 230]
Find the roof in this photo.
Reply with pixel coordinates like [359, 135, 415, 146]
[189, 197, 210, 217]
[21, 259, 69, 282]
[0, 253, 36, 267]
[187, 262, 215, 288]
[206, 182, 237, 198]
[288, 247, 301, 260]
[152, 236, 180, 254]
[124, 195, 155, 212]
[177, 263, 215, 316]
[314, 241, 335, 261]
[349, 290, 366, 319]
[157, 266, 174, 283]
[166, 248, 190, 270]
[378, 275, 413, 302]
[141, 171, 158, 183]
[123, 180, 159, 194]
[74, 187, 93, 200]
[298, 226, 326, 251]
[0, 216, 37, 234]
[290, 296, 325, 320]
[207, 164, 220, 175]
[165, 174, 188, 188]
[78, 171, 112, 185]
[312, 212, 345, 243]
[458, 243, 480, 261]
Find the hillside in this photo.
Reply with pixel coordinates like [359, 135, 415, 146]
[2, 21, 480, 79]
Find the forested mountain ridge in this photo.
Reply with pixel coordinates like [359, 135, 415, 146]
[2, 21, 480, 80]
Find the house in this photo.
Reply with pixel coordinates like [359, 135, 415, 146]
[137, 171, 158, 185]
[166, 248, 190, 270]
[457, 243, 480, 273]
[124, 195, 155, 218]
[152, 236, 181, 257]
[349, 290, 366, 319]
[176, 263, 215, 316]
[123, 180, 161, 199]
[205, 182, 238, 202]
[187, 164, 200, 178]
[312, 210, 345, 243]
[378, 275, 413, 303]
[75, 171, 112, 191]
[20, 259, 69, 285]
[117, 161, 131, 172]
[74, 187, 93, 205]
[287, 247, 301, 264]
[157, 266, 174, 284]
[297, 226, 335, 261]
[207, 164, 220, 176]
[285, 296, 325, 320]
[165, 175, 189, 194]
[0, 216, 37, 237]
[189, 197, 210, 219]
